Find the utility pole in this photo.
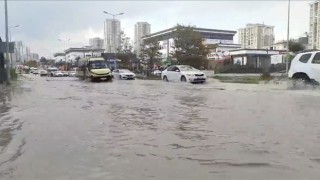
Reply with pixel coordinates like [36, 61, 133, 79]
[103, 11, 124, 69]
[58, 38, 70, 70]
[4, 0, 10, 83]
[286, 0, 291, 74]
[9, 25, 19, 68]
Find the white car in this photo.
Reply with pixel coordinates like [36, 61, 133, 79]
[39, 70, 48, 77]
[161, 65, 206, 83]
[69, 71, 76, 77]
[288, 51, 320, 85]
[112, 69, 136, 80]
[53, 71, 63, 77]
[152, 70, 162, 76]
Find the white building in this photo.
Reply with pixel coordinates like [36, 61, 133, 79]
[207, 43, 242, 60]
[53, 53, 66, 63]
[89, 37, 104, 49]
[134, 22, 151, 55]
[238, 23, 275, 49]
[30, 53, 39, 61]
[104, 19, 121, 53]
[142, 26, 237, 62]
[64, 47, 105, 63]
[309, 1, 320, 49]
[270, 41, 287, 51]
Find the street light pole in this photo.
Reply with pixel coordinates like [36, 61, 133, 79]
[9, 25, 20, 68]
[103, 11, 124, 69]
[4, 0, 10, 83]
[58, 38, 70, 70]
[286, 0, 291, 74]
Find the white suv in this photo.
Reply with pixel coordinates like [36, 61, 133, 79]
[288, 51, 320, 85]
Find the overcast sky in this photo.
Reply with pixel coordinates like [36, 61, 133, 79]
[0, 0, 313, 58]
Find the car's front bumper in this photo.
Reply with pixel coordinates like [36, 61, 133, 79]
[188, 76, 206, 83]
[121, 75, 135, 80]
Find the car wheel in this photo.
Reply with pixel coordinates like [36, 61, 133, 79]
[163, 76, 168, 82]
[181, 76, 187, 82]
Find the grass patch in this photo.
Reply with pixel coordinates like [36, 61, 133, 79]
[136, 74, 162, 80]
[10, 69, 18, 81]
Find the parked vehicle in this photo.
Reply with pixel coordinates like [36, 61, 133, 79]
[62, 71, 69, 77]
[288, 51, 320, 85]
[76, 57, 112, 82]
[33, 70, 40, 75]
[47, 67, 58, 77]
[68, 71, 76, 77]
[112, 69, 136, 80]
[39, 70, 48, 77]
[152, 70, 162, 76]
[53, 71, 63, 77]
[161, 65, 207, 83]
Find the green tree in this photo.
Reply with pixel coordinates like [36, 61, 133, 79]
[289, 40, 305, 53]
[23, 60, 38, 68]
[140, 40, 162, 70]
[172, 25, 208, 69]
[117, 31, 133, 69]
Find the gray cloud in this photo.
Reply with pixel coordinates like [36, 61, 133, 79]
[0, 0, 313, 57]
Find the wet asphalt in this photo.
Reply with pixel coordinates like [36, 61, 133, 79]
[1, 74, 320, 180]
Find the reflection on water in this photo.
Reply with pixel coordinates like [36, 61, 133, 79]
[0, 84, 25, 177]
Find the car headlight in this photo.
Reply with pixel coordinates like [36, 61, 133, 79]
[186, 74, 194, 76]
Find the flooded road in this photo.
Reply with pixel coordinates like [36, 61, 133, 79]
[1, 75, 320, 180]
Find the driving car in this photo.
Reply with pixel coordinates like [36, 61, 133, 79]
[161, 65, 206, 83]
[39, 70, 48, 77]
[112, 69, 136, 80]
[288, 51, 320, 85]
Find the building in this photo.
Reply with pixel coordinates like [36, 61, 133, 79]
[142, 26, 237, 63]
[134, 22, 151, 55]
[238, 23, 275, 49]
[30, 53, 39, 61]
[89, 37, 104, 49]
[207, 43, 242, 60]
[309, 1, 320, 49]
[53, 53, 66, 63]
[64, 47, 105, 63]
[104, 19, 121, 53]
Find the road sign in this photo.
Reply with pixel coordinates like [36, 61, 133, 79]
[0, 42, 15, 53]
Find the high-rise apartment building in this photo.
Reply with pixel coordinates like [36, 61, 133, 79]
[89, 37, 104, 49]
[104, 19, 121, 53]
[309, 1, 320, 49]
[238, 23, 274, 49]
[134, 22, 151, 55]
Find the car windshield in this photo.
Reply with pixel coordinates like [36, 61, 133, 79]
[89, 61, 106, 69]
[178, 66, 197, 71]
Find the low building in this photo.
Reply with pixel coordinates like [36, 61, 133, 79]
[53, 53, 66, 63]
[226, 49, 282, 73]
[64, 47, 105, 63]
[142, 26, 237, 62]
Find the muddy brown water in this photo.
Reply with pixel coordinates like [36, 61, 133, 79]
[1, 75, 320, 180]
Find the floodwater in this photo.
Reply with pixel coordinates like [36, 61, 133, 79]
[1, 74, 320, 180]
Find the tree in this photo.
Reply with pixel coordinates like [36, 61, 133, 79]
[116, 31, 133, 69]
[289, 40, 305, 53]
[140, 40, 162, 70]
[172, 25, 208, 69]
[23, 60, 38, 68]
[39, 56, 47, 63]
